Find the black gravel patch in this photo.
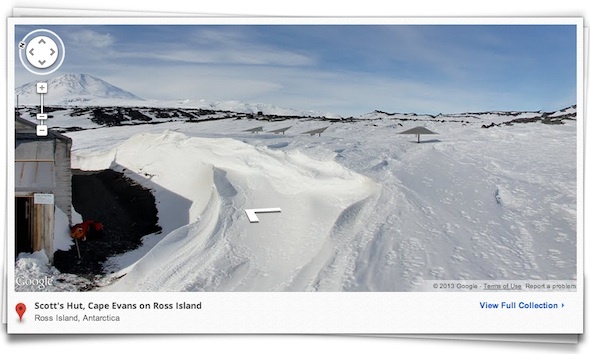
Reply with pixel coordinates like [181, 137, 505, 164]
[53, 169, 161, 277]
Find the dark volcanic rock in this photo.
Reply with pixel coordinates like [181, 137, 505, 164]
[53, 169, 161, 279]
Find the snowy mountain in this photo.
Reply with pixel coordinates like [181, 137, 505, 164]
[15, 73, 144, 106]
[14, 73, 329, 117]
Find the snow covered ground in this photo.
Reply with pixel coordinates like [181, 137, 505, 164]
[15, 105, 578, 291]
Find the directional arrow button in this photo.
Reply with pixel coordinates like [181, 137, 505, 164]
[20, 30, 65, 73]
[25, 36, 59, 69]
[245, 208, 282, 223]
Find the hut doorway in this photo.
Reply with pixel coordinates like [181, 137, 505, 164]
[15, 196, 34, 257]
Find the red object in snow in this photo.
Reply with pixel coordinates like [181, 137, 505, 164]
[70, 220, 104, 241]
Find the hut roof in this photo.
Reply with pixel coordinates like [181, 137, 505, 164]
[15, 117, 72, 143]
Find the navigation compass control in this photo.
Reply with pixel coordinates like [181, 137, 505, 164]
[25, 36, 59, 69]
[19, 29, 65, 75]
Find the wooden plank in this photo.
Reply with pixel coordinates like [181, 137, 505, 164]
[32, 204, 55, 263]
[33, 204, 43, 252]
[54, 140, 73, 223]
[43, 204, 54, 263]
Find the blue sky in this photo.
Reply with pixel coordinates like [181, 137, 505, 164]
[15, 23, 577, 116]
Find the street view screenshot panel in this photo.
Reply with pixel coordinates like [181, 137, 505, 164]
[4, 16, 584, 335]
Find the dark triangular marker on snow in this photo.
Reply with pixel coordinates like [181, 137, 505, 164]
[301, 126, 329, 137]
[398, 126, 438, 143]
[269, 126, 291, 134]
[243, 126, 263, 133]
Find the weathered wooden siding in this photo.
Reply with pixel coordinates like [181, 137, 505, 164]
[15, 117, 73, 263]
[54, 139, 72, 223]
[33, 203, 54, 262]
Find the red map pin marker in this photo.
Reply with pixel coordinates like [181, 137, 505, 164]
[16, 303, 26, 322]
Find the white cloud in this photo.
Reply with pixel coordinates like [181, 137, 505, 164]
[114, 47, 314, 66]
[97, 63, 514, 116]
[68, 30, 115, 48]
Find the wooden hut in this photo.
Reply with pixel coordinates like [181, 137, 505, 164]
[15, 117, 72, 263]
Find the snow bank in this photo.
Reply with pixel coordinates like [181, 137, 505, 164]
[53, 207, 74, 252]
[15, 251, 93, 292]
[61, 107, 576, 291]
[71, 131, 380, 291]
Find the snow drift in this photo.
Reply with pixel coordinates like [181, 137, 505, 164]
[51, 104, 577, 292]
[72, 131, 380, 291]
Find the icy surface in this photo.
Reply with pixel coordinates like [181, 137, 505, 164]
[52, 106, 576, 291]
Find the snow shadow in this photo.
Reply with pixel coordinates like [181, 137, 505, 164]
[267, 142, 290, 149]
[109, 161, 193, 235]
[53, 161, 192, 278]
[411, 139, 441, 144]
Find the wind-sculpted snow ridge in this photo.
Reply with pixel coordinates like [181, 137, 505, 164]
[83, 131, 381, 291]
